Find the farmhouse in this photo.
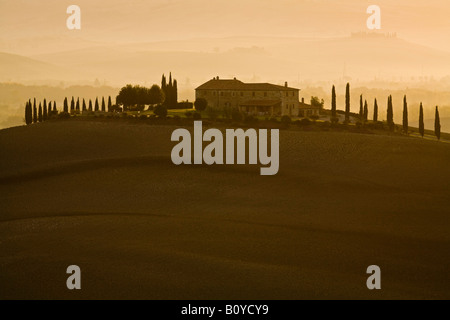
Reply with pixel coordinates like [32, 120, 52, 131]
[195, 77, 301, 117]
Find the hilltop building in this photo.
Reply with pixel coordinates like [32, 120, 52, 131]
[195, 77, 302, 117]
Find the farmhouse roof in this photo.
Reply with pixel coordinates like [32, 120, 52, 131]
[196, 78, 299, 91]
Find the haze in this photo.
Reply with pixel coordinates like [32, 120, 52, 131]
[0, 0, 449, 130]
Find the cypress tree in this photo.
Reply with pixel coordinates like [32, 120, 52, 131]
[331, 85, 336, 120]
[32, 98, 37, 123]
[53, 101, 57, 113]
[76, 98, 80, 112]
[71, 97, 75, 112]
[25, 100, 32, 125]
[82, 98, 87, 111]
[168, 72, 173, 107]
[64, 97, 68, 113]
[419, 102, 424, 138]
[387, 95, 394, 130]
[108, 96, 112, 112]
[402, 95, 408, 134]
[102, 97, 106, 112]
[435, 106, 441, 140]
[43, 99, 48, 121]
[95, 97, 99, 111]
[345, 83, 350, 122]
[38, 102, 43, 122]
[373, 98, 378, 122]
[173, 79, 178, 106]
[161, 74, 167, 106]
[359, 95, 363, 120]
[48, 101, 52, 117]
[89, 99, 93, 111]
[363, 100, 368, 121]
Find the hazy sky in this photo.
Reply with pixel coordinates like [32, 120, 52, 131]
[1, 0, 450, 53]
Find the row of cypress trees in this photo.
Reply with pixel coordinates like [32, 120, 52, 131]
[330, 83, 441, 140]
[25, 98, 58, 124]
[25, 96, 115, 125]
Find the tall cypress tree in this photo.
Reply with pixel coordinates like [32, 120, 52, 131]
[435, 106, 441, 140]
[363, 100, 368, 121]
[25, 100, 32, 125]
[53, 101, 57, 113]
[168, 72, 173, 107]
[38, 102, 43, 122]
[32, 98, 37, 123]
[419, 102, 424, 138]
[359, 95, 363, 120]
[71, 97, 75, 112]
[64, 97, 68, 113]
[373, 98, 378, 122]
[331, 85, 336, 120]
[345, 83, 350, 122]
[387, 95, 394, 130]
[173, 79, 178, 106]
[108, 96, 112, 112]
[76, 97, 80, 112]
[82, 98, 87, 111]
[89, 99, 93, 111]
[402, 95, 408, 134]
[102, 97, 106, 112]
[95, 97, 99, 111]
[161, 74, 167, 106]
[43, 99, 48, 121]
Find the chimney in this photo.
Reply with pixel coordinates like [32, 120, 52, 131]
[285, 81, 288, 87]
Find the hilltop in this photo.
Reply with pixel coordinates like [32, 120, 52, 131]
[0, 120, 449, 299]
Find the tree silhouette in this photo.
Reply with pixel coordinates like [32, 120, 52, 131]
[331, 85, 336, 120]
[64, 97, 68, 113]
[373, 98, 378, 122]
[89, 99, 93, 111]
[359, 95, 363, 120]
[387, 95, 394, 130]
[345, 83, 350, 122]
[82, 98, 87, 112]
[71, 97, 75, 112]
[25, 100, 32, 125]
[194, 98, 208, 112]
[419, 102, 424, 138]
[95, 97, 99, 111]
[402, 95, 408, 134]
[43, 99, 48, 121]
[108, 96, 112, 112]
[102, 97, 106, 112]
[363, 100, 368, 121]
[173, 79, 178, 106]
[33, 99, 37, 123]
[76, 98, 80, 112]
[38, 102, 43, 122]
[53, 101, 57, 113]
[435, 106, 441, 140]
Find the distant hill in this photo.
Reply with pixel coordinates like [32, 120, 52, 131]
[0, 52, 66, 82]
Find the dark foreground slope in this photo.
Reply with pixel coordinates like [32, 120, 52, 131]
[0, 120, 449, 299]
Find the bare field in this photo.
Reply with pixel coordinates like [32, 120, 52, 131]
[0, 120, 449, 299]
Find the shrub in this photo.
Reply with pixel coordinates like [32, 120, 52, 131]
[298, 118, 311, 126]
[309, 114, 319, 121]
[281, 115, 291, 124]
[194, 98, 208, 112]
[331, 117, 339, 124]
[154, 105, 167, 118]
